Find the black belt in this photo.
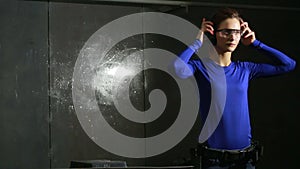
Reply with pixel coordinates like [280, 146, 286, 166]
[198, 141, 263, 165]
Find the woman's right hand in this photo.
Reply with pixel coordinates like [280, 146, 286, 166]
[196, 18, 214, 42]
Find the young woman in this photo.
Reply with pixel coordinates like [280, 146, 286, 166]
[174, 8, 296, 169]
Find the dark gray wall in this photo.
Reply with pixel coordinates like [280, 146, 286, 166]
[0, 0, 299, 169]
[0, 1, 49, 169]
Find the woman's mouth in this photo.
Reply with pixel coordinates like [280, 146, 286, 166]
[227, 43, 236, 47]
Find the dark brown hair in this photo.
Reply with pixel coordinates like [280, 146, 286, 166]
[211, 8, 243, 30]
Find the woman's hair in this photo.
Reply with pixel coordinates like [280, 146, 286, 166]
[211, 8, 243, 30]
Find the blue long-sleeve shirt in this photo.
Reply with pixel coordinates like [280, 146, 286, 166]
[174, 39, 296, 150]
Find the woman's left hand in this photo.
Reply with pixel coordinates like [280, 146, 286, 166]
[240, 21, 256, 46]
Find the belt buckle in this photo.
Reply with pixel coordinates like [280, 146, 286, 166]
[223, 149, 246, 162]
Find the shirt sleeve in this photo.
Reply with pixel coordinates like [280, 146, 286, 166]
[248, 39, 296, 79]
[173, 39, 202, 79]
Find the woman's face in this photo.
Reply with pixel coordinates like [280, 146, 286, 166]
[215, 18, 241, 53]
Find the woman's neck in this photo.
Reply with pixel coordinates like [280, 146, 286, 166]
[210, 46, 232, 67]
